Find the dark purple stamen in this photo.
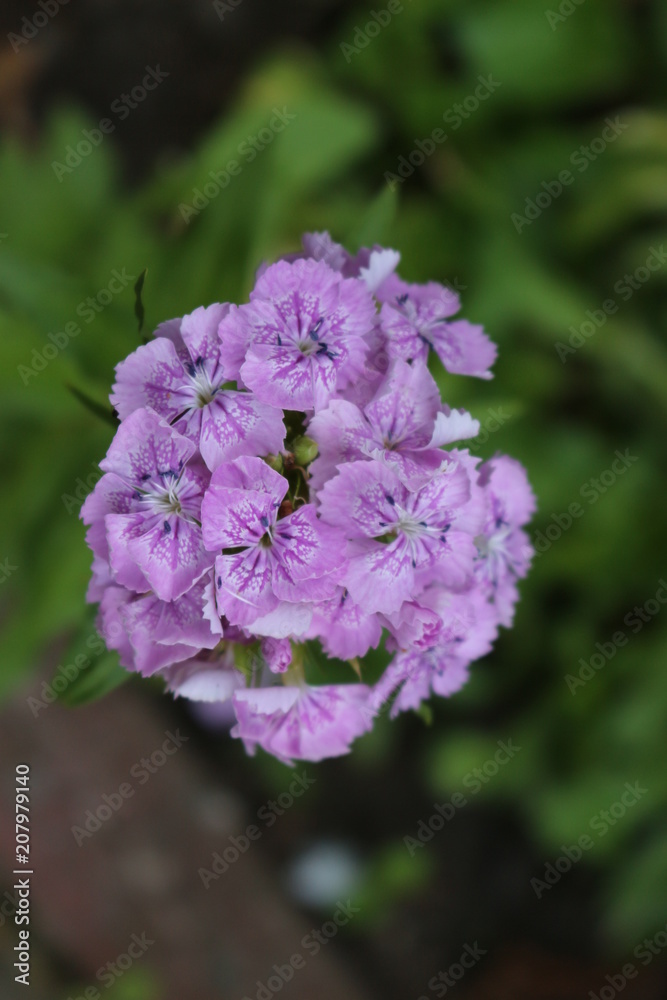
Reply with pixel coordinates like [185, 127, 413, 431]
[309, 317, 324, 340]
[316, 342, 336, 360]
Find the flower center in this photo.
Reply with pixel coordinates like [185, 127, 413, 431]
[184, 359, 219, 407]
[382, 433, 401, 451]
[151, 489, 182, 515]
[475, 524, 514, 586]
[135, 469, 197, 523]
[395, 516, 424, 541]
[395, 293, 450, 346]
[296, 317, 337, 361]
[192, 370, 218, 407]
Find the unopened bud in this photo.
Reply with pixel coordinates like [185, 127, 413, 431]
[292, 435, 318, 466]
[264, 453, 284, 473]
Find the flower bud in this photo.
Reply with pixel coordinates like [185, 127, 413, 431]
[292, 435, 318, 466]
[264, 453, 284, 473]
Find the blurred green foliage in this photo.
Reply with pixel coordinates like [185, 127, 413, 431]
[2, 0, 666, 959]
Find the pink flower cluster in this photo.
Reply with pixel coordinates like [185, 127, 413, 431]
[82, 232, 535, 763]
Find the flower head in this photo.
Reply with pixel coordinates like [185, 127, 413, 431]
[81, 232, 534, 763]
[475, 455, 536, 625]
[217, 259, 377, 411]
[232, 683, 374, 764]
[201, 455, 345, 632]
[309, 359, 479, 489]
[318, 458, 481, 614]
[82, 408, 212, 601]
[111, 305, 285, 472]
[378, 276, 497, 379]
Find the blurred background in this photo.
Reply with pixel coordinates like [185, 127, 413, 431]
[1, 0, 666, 997]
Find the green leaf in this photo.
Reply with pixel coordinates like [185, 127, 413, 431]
[347, 185, 397, 249]
[415, 703, 433, 726]
[59, 650, 129, 706]
[134, 267, 148, 333]
[67, 384, 118, 427]
[54, 612, 130, 707]
[458, 0, 633, 108]
[603, 830, 667, 947]
[233, 642, 260, 679]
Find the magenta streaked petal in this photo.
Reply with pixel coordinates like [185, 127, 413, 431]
[247, 601, 313, 638]
[372, 645, 471, 718]
[202, 487, 277, 552]
[201, 456, 287, 550]
[430, 319, 497, 380]
[364, 360, 440, 450]
[125, 513, 212, 602]
[97, 587, 135, 670]
[272, 505, 345, 584]
[199, 393, 285, 470]
[100, 408, 195, 485]
[180, 303, 230, 371]
[344, 536, 415, 614]
[213, 549, 277, 626]
[153, 315, 189, 360]
[241, 342, 339, 412]
[111, 338, 187, 422]
[87, 554, 114, 603]
[232, 683, 374, 763]
[81, 472, 136, 560]
[318, 459, 407, 537]
[105, 512, 151, 594]
[119, 583, 218, 676]
[308, 589, 383, 660]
